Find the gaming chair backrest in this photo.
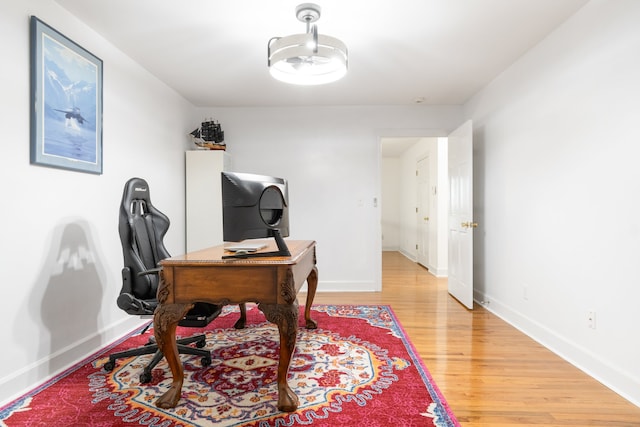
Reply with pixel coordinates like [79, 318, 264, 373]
[118, 177, 171, 300]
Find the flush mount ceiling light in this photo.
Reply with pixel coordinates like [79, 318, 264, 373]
[268, 3, 347, 85]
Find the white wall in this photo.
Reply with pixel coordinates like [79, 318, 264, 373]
[0, 0, 195, 405]
[465, 0, 640, 406]
[196, 106, 463, 292]
[381, 157, 401, 250]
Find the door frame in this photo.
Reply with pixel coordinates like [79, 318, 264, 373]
[416, 154, 431, 268]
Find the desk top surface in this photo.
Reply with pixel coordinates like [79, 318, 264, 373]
[161, 240, 315, 266]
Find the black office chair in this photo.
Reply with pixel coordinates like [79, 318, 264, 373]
[103, 177, 224, 383]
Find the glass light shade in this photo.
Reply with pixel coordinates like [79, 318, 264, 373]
[268, 33, 347, 85]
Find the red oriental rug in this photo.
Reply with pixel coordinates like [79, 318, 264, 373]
[1, 305, 459, 426]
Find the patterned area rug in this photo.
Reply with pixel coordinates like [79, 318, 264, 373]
[1, 305, 459, 426]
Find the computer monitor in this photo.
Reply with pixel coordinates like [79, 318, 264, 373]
[221, 171, 290, 258]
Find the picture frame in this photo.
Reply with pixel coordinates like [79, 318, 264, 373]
[30, 16, 103, 174]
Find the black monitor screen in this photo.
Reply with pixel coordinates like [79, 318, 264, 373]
[221, 171, 290, 257]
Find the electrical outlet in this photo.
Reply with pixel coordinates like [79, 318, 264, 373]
[587, 311, 596, 329]
[522, 283, 529, 301]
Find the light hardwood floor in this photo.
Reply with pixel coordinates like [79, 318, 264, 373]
[301, 251, 640, 426]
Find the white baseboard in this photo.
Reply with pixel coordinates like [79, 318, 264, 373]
[397, 251, 447, 277]
[427, 267, 448, 278]
[399, 248, 417, 262]
[474, 290, 640, 408]
[0, 316, 144, 408]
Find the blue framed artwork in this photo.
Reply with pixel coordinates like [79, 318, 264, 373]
[30, 16, 103, 174]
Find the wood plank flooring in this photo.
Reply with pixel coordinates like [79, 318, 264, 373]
[300, 251, 640, 426]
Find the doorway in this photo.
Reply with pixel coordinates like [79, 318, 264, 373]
[380, 136, 448, 277]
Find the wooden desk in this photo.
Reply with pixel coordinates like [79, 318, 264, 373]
[153, 240, 318, 412]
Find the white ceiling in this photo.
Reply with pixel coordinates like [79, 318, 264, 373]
[380, 137, 423, 158]
[55, 0, 588, 108]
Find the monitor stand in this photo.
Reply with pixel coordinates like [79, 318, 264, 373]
[222, 230, 291, 259]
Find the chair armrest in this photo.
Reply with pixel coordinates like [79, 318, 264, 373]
[137, 267, 162, 277]
[117, 293, 157, 315]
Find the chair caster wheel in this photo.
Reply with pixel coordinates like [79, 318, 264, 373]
[103, 361, 115, 372]
[140, 371, 152, 383]
[201, 356, 212, 367]
[196, 339, 206, 348]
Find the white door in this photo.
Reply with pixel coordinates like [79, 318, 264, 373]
[417, 156, 430, 268]
[448, 120, 475, 309]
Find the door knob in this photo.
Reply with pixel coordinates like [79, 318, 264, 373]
[424, 217, 429, 221]
[461, 222, 479, 228]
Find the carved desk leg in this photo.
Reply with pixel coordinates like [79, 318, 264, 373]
[153, 274, 192, 409]
[259, 301, 300, 412]
[304, 267, 318, 329]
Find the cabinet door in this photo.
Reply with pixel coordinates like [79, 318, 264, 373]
[185, 151, 229, 251]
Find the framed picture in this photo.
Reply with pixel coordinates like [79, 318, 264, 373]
[30, 16, 103, 174]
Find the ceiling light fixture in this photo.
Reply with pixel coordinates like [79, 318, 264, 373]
[268, 3, 347, 86]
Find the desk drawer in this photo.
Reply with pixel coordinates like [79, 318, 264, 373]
[171, 266, 278, 304]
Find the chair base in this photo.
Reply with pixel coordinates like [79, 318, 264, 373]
[103, 333, 211, 383]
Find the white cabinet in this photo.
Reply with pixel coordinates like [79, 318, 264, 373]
[185, 150, 231, 251]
